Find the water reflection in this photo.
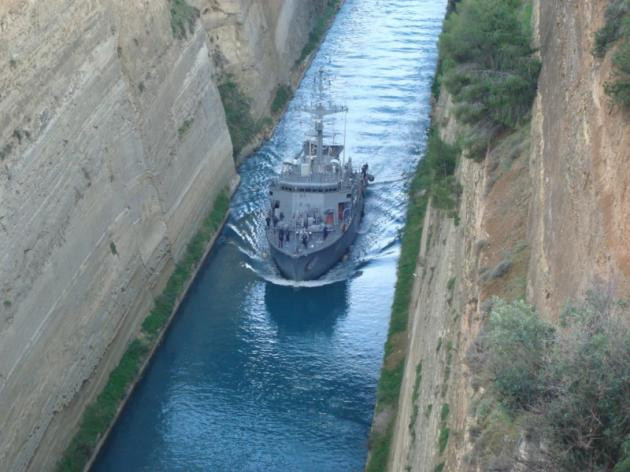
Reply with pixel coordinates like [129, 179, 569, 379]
[264, 281, 348, 335]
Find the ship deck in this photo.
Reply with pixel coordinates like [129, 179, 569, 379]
[267, 224, 346, 257]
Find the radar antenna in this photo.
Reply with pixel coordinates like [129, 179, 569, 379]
[298, 70, 348, 161]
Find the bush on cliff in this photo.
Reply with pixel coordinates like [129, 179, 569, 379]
[593, 0, 630, 57]
[447, 0, 463, 15]
[271, 84, 293, 114]
[480, 299, 554, 409]
[298, 0, 341, 63]
[544, 292, 630, 470]
[170, 0, 200, 40]
[595, 0, 630, 105]
[605, 32, 630, 105]
[218, 78, 264, 157]
[422, 130, 461, 210]
[471, 291, 630, 471]
[438, 0, 540, 158]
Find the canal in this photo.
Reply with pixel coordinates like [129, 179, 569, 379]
[93, 0, 446, 470]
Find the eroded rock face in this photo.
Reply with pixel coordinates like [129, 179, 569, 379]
[0, 0, 314, 469]
[527, 0, 630, 319]
[199, 0, 319, 117]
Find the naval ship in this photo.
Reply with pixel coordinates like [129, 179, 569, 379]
[266, 79, 373, 280]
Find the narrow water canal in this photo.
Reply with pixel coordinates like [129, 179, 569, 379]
[93, 0, 446, 470]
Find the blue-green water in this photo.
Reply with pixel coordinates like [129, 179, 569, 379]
[93, 1, 445, 470]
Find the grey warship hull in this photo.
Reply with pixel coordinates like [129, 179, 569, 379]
[269, 192, 364, 281]
[265, 72, 372, 281]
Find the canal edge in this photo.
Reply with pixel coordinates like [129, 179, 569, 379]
[83, 2, 348, 464]
[82, 176, 240, 472]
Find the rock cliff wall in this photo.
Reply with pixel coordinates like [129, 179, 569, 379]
[388, 94, 533, 471]
[388, 0, 629, 470]
[199, 0, 319, 117]
[0, 1, 316, 470]
[528, 0, 630, 319]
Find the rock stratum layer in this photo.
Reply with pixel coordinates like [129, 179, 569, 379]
[0, 1, 317, 470]
[388, 0, 629, 470]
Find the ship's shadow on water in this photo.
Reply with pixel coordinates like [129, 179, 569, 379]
[264, 281, 349, 335]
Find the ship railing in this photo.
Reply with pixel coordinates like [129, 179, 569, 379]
[268, 224, 339, 254]
[277, 173, 342, 184]
[268, 213, 355, 255]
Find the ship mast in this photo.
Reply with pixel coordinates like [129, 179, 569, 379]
[308, 70, 347, 161]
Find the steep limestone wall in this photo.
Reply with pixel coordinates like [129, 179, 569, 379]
[528, 0, 630, 319]
[0, 1, 316, 470]
[200, 0, 319, 117]
[389, 93, 533, 471]
[388, 0, 630, 470]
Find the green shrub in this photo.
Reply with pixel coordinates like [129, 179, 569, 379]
[483, 298, 554, 409]
[412, 362, 423, 404]
[440, 403, 451, 422]
[438, 426, 450, 455]
[297, 0, 341, 64]
[474, 292, 630, 470]
[438, 0, 540, 155]
[441, 341, 454, 398]
[423, 129, 461, 210]
[595, 1, 630, 105]
[271, 84, 293, 114]
[432, 59, 443, 99]
[218, 78, 264, 157]
[409, 362, 423, 435]
[447, 276, 456, 292]
[170, 0, 199, 40]
[593, 0, 630, 57]
[376, 360, 404, 408]
[447, 0, 462, 14]
[614, 437, 630, 472]
[0, 143, 13, 161]
[366, 431, 392, 472]
[488, 259, 511, 280]
[178, 118, 194, 139]
[543, 291, 630, 470]
[58, 340, 149, 471]
[606, 35, 630, 105]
